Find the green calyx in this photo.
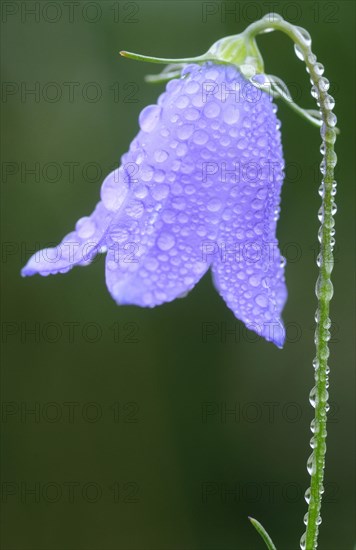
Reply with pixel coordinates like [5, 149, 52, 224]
[207, 33, 264, 77]
[120, 30, 263, 81]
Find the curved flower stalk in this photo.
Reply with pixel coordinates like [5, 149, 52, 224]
[22, 13, 337, 550]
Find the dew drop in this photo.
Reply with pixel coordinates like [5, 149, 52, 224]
[176, 143, 188, 157]
[185, 81, 200, 95]
[101, 169, 129, 211]
[309, 386, 317, 408]
[255, 294, 268, 308]
[151, 184, 170, 201]
[125, 200, 144, 219]
[249, 275, 261, 287]
[326, 112, 337, 127]
[294, 43, 304, 61]
[157, 232, 176, 251]
[314, 62, 324, 76]
[320, 159, 326, 175]
[109, 225, 130, 244]
[141, 165, 154, 182]
[76, 217, 96, 239]
[207, 198, 222, 212]
[192, 130, 209, 145]
[176, 95, 189, 109]
[134, 184, 148, 199]
[310, 85, 319, 99]
[324, 94, 335, 110]
[262, 12, 283, 22]
[310, 435, 317, 449]
[296, 26, 312, 46]
[139, 104, 162, 133]
[203, 102, 221, 119]
[223, 105, 240, 125]
[184, 108, 200, 122]
[318, 77, 330, 92]
[154, 149, 169, 163]
[177, 124, 194, 140]
[307, 452, 316, 475]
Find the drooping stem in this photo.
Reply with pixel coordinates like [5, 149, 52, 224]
[245, 15, 337, 550]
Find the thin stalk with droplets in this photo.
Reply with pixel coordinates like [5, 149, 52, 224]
[243, 14, 337, 550]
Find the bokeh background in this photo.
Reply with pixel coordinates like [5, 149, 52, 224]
[1, 1, 355, 549]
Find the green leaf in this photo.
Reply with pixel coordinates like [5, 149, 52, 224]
[249, 517, 277, 550]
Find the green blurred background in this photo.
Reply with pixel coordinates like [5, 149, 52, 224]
[1, 1, 355, 549]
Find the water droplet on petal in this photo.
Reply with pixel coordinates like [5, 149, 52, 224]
[141, 165, 154, 182]
[154, 149, 169, 163]
[203, 102, 221, 119]
[185, 81, 200, 94]
[184, 107, 200, 121]
[207, 198, 222, 212]
[223, 105, 240, 125]
[192, 130, 209, 145]
[157, 232, 176, 251]
[139, 105, 162, 133]
[176, 95, 189, 109]
[125, 200, 144, 219]
[255, 294, 268, 308]
[177, 124, 194, 140]
[101, 169, 129, 211]
[151, 184, 170, 201]
[134, 184, 148, 199]
[145, 257, 159, 272]
[249, 275, 261, 287]
[76, 217, 96, 238]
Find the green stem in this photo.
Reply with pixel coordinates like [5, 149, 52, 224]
[245, 16, 337, 550]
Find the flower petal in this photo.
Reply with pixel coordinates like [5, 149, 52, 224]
[210, 93, 287, 347]
[21, 168, 129, 277]
[104, 192, 217, 307]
